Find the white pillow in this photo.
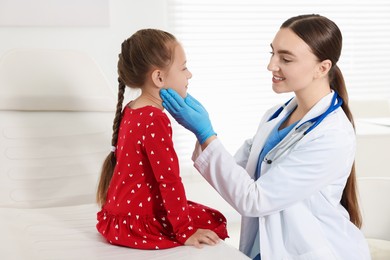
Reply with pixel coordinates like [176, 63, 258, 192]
[0, 49, 115, 111]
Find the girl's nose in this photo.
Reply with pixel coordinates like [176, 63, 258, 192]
[187, 70, 193, 79]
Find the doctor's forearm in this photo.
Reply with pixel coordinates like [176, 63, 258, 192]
[200, 135, 217, 150]
[195, 139, 262, 216]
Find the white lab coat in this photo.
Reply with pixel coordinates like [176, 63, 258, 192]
[192, 92, 371, 260]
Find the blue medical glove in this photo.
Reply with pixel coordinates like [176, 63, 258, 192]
[160, 88, 216, 144]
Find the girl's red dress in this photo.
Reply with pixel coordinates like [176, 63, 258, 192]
[97, 105, 228, 249]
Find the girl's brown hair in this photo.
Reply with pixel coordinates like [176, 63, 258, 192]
[281, 14, 362, 228]
[96, 29, 177, 207]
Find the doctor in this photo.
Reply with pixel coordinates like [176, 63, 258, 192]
[160, 14, 371, 260]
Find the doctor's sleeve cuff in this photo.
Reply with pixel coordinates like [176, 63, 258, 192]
[193, 138, 221, 171]
[191, 141, 202, 162]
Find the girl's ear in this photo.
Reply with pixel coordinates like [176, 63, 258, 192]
[151, 69, 165, 88]
[315, 59, 332, 79]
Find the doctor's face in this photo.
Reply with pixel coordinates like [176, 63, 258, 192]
[267, 28, 321, 94]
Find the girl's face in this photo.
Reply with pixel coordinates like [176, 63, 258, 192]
[163, 44, 192, 98]
[267, 28, 321, 94]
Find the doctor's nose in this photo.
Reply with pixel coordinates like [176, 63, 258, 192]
[267, 58, 279, 72]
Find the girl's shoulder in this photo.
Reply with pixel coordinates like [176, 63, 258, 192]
[123, 105, 170, 125]
[124, 104, 165, 116]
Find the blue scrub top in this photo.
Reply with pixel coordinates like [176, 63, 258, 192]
[255, 110, 298, 179]
[250, 109, 298, 259]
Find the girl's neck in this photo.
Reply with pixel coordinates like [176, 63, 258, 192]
[130, 90, 164, 110]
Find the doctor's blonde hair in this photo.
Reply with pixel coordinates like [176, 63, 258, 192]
[281, 14, 362, 228]
[96, 29, 177, 207]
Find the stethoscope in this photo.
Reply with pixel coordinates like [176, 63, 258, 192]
[263, 91, 343, 165]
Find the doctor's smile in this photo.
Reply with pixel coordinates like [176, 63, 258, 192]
[272, 75, 285, 82]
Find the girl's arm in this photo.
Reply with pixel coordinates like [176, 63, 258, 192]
[144, 114, 196, 244]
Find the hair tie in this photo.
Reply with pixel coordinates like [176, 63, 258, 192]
[111, 146, 116, 152]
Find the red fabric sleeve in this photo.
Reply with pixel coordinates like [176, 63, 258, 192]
[144, 114, 196, 244]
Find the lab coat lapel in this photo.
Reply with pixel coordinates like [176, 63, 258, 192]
[249, 92, 335, 176]
[245, 99, 297, 178]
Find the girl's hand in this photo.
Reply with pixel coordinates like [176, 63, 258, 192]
[184, 228, 220, 248]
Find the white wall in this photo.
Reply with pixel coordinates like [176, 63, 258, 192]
[0, 0, 167, 90]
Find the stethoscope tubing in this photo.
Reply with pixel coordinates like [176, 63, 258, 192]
[263, 92, 343, 164]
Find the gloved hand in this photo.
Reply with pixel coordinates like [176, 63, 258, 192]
[160, 88, 216, 144]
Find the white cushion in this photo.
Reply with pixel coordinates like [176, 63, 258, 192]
[358, 177, 390, 241]
[0, 49, 116, 208]
[0, 110, 113, 208]
[367, 239, 390, 260]
[0, 49, 116, 111]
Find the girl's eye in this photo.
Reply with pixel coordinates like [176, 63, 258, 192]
[269, 51, 274, 56]
[282, 58, 292, 63]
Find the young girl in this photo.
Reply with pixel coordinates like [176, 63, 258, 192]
[96, 29, 228, 250]
[161, 15, 371, 259]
